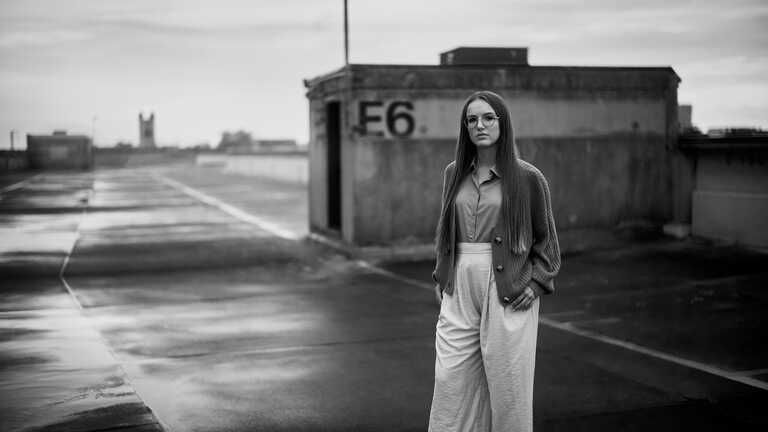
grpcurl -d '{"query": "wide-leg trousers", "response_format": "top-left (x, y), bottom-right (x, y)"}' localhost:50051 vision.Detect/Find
top-left (428, 242), bottom-right (540, 432)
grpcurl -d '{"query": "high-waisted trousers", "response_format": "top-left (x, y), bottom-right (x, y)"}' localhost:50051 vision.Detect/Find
top-left (428, 242), bottom-right (539, 432)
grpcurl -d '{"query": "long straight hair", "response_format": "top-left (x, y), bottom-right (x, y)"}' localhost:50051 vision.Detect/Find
top-left (435, 90), bottom-right (530, 254)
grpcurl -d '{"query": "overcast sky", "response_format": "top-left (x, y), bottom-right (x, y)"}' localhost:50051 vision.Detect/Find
top-left (0, 0), bottom-right (766, 148)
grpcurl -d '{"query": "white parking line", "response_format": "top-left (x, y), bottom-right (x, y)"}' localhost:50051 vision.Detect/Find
top-left (0, 173), bottom-right (41, 194)
top-left (353, 266), bottom-right (768, 391)
top-left (60, 205), bottom-right (89, 310)
top-left (152, 173), bottom-right (768, 393)
top-left (355, 260), bottom-right (435, 292)
top-left (154, 174), bottom-right (302, 241)
top-left (539, 317), bottom-right (768, 391)
top-left (733, 367), bottom-right (768, 377)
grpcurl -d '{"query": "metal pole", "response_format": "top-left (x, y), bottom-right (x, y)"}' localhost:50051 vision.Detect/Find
top-left (344, 0), bottom-right (349, 65)
top-left (91, 116), bottom-right (97, 146)
top-left (9, 129), bottom-right (14, 151)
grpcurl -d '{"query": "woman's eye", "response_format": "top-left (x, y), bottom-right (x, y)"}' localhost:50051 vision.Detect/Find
top-left (482, 114), bottom-right (496, 122)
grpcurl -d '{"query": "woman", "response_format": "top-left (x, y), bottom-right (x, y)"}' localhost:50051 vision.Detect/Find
top-left (429, 90), bottom-right (561, 432)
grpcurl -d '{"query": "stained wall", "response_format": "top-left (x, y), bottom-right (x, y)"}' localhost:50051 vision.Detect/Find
top-left (306, 64), bottom-right (679, 250)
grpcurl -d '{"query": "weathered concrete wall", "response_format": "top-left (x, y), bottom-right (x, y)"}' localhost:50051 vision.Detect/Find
top-left (196, 153), bottom-right (228, 166)
top-left (345, 93), bottom-right (673, 246)
top-left (350, 134), bottom-right (671, 246)
top-left (353, 138), bottom-right (453, 245)
top-left (195, 153), bottom-right (309, 184)
top-left (306, 64), bottom-right (679, 250)
top-left (692, 153), bottom-right (768, 248)
top-left (353, 96), bottom-right (667, 139)
top-left (94, 148), bottom-right (195, 168)
top-left (519, 135), bottom-right (672, 230)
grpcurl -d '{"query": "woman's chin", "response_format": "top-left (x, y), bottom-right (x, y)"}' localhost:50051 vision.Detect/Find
top-left (473, 139), bottom-right (497, 147)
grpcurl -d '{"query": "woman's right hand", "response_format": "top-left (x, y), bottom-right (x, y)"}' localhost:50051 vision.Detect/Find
top-left (434, 283), bottom-right (443, 305)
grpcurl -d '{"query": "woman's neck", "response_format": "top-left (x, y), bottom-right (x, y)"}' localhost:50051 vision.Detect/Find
top-left (476, 145), bottom-right (496, 168)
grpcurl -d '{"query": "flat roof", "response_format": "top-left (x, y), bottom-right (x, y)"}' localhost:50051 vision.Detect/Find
top-left (306, 63), bottom-right (679, 88)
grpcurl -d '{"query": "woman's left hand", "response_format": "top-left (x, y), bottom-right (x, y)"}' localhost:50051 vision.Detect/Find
top-left (510, 286), bottom-right (537, 311)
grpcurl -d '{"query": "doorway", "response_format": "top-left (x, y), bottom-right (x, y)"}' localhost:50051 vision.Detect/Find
top-left (326, 102), bottom-right (341, 231)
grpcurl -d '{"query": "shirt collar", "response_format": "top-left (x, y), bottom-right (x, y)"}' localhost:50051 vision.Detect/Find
top-left (470, 158), bottom-right (501, 179)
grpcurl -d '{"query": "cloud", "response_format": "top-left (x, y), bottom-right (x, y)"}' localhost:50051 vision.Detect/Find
top-left (86, 2), bottom-right (335, 37)
top-left (91, 17), bottom-right (332, 37)
top-left (0, 30), bottom-right (92, 48)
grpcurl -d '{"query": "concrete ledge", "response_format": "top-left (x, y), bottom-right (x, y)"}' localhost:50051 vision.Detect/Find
top-left (307, 233), bottom-right (434, 263)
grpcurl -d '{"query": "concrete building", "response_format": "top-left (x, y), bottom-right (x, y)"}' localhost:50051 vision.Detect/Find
top-left (678, 105), bottom-right (693, 131)
top-left (304, 47), bottom-right (680, 255)
top-left (26, 130), bottom-right (93, 170)
top-left (679, 130), bottom-right (768, 248)
top-left (139, 113), bottom-right (156, 149)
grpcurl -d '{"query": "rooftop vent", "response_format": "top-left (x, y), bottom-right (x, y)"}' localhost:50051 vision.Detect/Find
top-left (52, 130), bottom-right (68, 136)
top-left (440, 47), bottom-right (529, 66)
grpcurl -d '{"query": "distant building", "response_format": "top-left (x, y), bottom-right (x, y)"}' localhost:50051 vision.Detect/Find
top-left (192, 143), bottom-right (212, 151)
top-left (139, 113), bottom-right (156, 148)
top-left (678, 105), bottom-right (693, 131)
top-left (27, 130), bottom-right (93, 170)
top-left (218, 130), bottom-right (254, 153)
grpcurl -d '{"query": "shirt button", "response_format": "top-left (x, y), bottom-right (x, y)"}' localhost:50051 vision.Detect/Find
top-left (503, 296), bottom-right (511, 303)
top-left (494, 236), bottom-right (502, 244)
top-left (495, 265), bottom-right (504, 272)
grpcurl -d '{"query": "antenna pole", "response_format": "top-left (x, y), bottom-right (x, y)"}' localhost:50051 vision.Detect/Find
top-left (344, 0), bottom-right (349, 65)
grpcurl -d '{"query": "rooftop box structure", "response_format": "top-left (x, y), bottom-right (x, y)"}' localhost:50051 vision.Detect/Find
top-left (27, 131), bottom-right (93, 170)
top-left (304, 48), bottom-right (680, 255)
top-left (440, 47), bottom-right (528, 66)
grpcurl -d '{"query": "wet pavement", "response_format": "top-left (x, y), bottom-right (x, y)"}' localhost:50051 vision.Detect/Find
top-left (1, 164), bottom-right (767, 431)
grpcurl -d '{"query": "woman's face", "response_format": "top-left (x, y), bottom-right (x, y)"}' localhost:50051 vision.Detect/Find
top-left (465, 99), bottom-right (500, 148)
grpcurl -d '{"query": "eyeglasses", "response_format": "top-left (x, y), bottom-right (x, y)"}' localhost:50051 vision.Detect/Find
top-left (464, 113), bottom-right (499, 129)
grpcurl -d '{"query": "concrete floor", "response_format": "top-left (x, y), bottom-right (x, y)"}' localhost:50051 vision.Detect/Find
top-left (1, 165), bottom-right (767, 431)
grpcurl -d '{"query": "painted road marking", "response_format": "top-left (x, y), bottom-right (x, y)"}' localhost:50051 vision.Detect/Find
top-left (539, 317), bottom-right (768, 391)
top-left (733, 367), bottom-right (768, 377)
top-left (540, 310), bottom-right (586, 318)
top-left (55, 176), bottom-right (171, 432)
top-left (583, 273), bottom-right (768, 300)
top-left (354, 260), bottom-right (437, 292)
top-left (562, 316), bottom-right (622, 326)
top-left (155, 174), bottom-right (301, 241)
top-left (59, 197), bottom-right (91, 310)
top-left (0, 173), bottom-right (42, 194)
top-left (151, 173), bottom-right (768, 393)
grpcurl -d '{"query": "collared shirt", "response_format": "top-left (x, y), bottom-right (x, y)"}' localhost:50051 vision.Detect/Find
top-left (455, 161), bottom-right (502, 243)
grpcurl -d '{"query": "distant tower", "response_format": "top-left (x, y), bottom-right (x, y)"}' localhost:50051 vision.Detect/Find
top-left (139, 112), bottom-right (156, 148)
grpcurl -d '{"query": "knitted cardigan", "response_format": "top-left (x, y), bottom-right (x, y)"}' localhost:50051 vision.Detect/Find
top-left (432, 159), bottom-right (561, 305)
